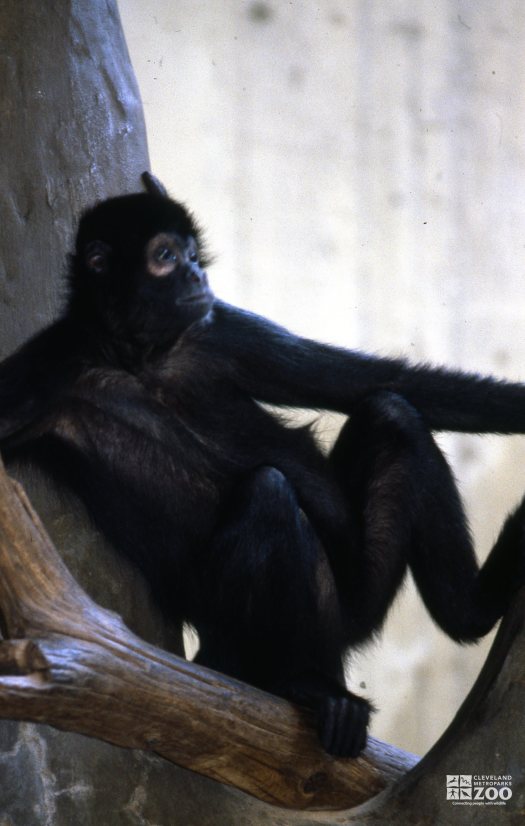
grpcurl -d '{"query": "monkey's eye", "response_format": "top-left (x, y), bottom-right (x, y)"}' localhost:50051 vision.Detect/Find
top-left (147, 233), bottom-right (182, 277)
top-left (189, 251), bottom-right (199, 264)
top-left (154, 245), bottom-right (177, 264)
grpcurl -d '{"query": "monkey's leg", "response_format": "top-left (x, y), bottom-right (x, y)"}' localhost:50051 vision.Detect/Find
top-left (331, 390), bottom-right (525, 643)
top-left (407, 431), bottom-right (525, 641)
top-left (194, 465), bottom-right (370, 757)
top-left (328, 390), bottom-right (429, 642)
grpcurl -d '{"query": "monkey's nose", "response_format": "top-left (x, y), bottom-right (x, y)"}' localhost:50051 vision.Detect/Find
top-left (187, 265), bottom-right (203, 284)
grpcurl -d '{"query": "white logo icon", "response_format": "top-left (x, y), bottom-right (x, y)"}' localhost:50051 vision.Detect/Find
top-left (446, 774), bottom-right (512, 804)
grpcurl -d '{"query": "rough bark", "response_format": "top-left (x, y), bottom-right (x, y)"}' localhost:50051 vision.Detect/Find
top-left (0, 0), bottom-right (149, 354)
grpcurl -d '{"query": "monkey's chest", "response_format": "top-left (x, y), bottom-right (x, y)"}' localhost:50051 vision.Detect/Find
top-left (53, 374), bottom-right (327, 553)
top-left (53, 387), bottom-right (236, 531)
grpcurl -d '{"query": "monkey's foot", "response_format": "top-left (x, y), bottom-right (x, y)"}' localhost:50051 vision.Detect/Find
top-left (317, 694), bottom-right (370, 758)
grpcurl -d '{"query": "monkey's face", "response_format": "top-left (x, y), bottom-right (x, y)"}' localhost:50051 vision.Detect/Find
top-left (71, 193), bottom-right (214, 347)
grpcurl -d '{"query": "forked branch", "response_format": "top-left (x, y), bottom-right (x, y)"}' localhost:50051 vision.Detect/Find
top-left (0, 457), bottom-right (416, 812)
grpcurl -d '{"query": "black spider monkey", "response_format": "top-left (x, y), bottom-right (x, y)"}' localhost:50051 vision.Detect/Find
top-left (1, 171), bottom-right (525, 758)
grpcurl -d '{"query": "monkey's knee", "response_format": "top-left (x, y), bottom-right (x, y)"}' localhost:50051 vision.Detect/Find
top-left (221, 466), bottom-right (299, 528)
top-left (354, 390), bottom-right (424, 434)
top-left (244, 465), bottom-right (295, 502)
top-left (333, 391), bottom-right (425, 465)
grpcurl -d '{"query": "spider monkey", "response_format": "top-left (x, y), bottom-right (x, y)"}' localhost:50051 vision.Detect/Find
top-left (1, 171), bottom-right (525, 757)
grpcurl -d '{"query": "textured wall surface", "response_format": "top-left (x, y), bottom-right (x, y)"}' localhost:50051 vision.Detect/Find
top-left (118, 0), bottom-right (525, 757)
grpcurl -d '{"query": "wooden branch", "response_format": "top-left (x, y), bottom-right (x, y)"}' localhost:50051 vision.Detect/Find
top-left (0, 457), bottom-right (417, 811)
top-left (340, 583), bottom-right (525, 824)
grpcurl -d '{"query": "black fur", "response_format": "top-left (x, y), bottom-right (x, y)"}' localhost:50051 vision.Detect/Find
top-left (2, 187), bottom-right (525, 757)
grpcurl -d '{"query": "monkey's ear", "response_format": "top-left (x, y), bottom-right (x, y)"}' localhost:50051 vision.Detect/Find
top-left (141, 171), bottom-right (168, 198)
top-left (85, 240), bottom-right (111, 274)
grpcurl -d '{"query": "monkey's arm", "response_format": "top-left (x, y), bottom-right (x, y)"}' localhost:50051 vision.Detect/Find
top-left (200, 301), bottom-right (525, 434)
top-left (0, 321), bottom-right (78, 445)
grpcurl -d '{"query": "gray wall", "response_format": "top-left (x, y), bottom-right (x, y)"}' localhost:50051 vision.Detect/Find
top-left (118, 0), bottom-right (525, 756)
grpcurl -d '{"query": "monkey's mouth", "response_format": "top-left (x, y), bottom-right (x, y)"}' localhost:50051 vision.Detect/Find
top-left (176, 291), bottom-right (211, 306)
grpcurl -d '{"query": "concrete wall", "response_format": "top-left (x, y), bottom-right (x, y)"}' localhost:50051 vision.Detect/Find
top-left (117, 0), bottom-right (525, 756)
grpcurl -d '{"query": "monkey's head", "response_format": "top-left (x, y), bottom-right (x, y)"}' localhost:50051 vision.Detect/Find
top-left (69, 192), bottom-right (214, 349)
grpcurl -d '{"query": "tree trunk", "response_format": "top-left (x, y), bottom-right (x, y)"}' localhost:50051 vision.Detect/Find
top-left (0, 2), bottom-right (187, 822)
